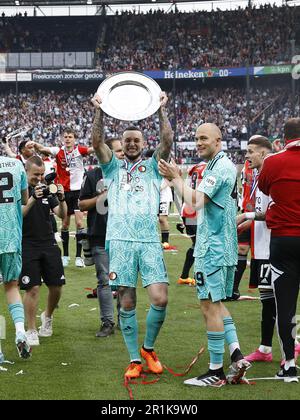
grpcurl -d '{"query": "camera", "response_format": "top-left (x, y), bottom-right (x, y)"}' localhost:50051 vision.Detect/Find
top-left (41, 172), bottom-right (58, 198)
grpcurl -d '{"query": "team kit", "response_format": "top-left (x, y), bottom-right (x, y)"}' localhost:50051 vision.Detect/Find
top-left (0, 89), bottom-right (300, 389)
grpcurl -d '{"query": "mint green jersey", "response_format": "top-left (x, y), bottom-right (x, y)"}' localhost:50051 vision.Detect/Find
top-left (100, 155), bottom-right (162, 243)
top-left (0, 157), bottom-right (27, 254)
top-left (194, 151), bottom-right (238, 267)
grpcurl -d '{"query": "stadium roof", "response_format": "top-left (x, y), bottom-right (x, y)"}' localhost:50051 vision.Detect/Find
top-left (0, 0), bottom-right (215, 5)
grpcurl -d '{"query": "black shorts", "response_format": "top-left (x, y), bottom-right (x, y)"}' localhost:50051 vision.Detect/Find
top-left (238, 228), bottom-right (251, 246)
top-left (65, 190), bottom-right (80, 216)
top-left (249, 259), bottom-right (272, 289)
top-left (19, 244), bottom-right (66, 290)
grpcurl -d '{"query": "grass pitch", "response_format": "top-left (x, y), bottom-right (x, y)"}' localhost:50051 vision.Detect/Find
top-left (0, 216), bottom-right (299, 400)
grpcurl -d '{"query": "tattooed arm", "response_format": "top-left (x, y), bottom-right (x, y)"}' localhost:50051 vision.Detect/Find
top-left (91, 93), bottom-right (112, 164)
top-left (155, 92), bottom-right (174, 162)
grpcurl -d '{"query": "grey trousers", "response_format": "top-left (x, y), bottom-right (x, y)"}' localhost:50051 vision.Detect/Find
top-left (91, 246), bottom-right (114, 325)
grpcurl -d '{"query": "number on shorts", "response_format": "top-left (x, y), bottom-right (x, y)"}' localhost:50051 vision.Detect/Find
top-left (0, 172), bottom-right (14, 204)
top-left (260, 264), bottom-right (271, 281)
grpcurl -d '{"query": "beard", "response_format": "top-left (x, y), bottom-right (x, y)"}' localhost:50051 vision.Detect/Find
top-left (124, 150), bottom-right (142, 162)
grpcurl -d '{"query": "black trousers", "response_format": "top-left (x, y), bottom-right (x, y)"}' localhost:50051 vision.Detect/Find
top-left (270, 236), bottom-right (300, 361)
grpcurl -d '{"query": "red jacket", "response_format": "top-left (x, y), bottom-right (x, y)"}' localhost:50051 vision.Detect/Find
top-left (258, 144), bottom-right (300, 237)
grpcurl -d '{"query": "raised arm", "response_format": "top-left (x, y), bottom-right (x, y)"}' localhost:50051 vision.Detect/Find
top-left (155, 92), bottom-right (174, 161)
top-left (33, 142), bottom-right (54, 156)
top-left (2, 138), bottom-right (17, 158)
top-left (91, 93), bottom-right (112, 164)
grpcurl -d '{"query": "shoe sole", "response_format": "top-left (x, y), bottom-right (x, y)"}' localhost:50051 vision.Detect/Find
top-left (184, 379), bottom-right (227, 388)
top-left (16, 341), bottom-right (32, 359)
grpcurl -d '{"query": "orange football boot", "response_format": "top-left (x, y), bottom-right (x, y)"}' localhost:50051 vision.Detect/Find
top-left (140, 348), bottom-right (163, 374)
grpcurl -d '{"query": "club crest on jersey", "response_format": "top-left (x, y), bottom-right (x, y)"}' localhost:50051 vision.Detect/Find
top-left (109, 272), bottom-right (117, 281)
top-left (138, 166), bottom-right (146, 173)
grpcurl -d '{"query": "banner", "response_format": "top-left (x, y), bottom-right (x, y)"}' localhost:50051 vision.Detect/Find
top-left (0, 65), bottom-right (293, 83)
top-left (32, 71), bottom-right (105, 82)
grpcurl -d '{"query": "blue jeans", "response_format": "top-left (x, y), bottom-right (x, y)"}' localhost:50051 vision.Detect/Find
top-left (92, 246), bottom-right (114, 325)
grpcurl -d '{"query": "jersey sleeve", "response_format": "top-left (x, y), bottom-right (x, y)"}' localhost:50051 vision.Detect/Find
top-left (49, 147), bottom-right (60, 157)
top-left (99, 154), bottom-right (119, 180)
top-left (258, 157), bottom-right (271, 196)
top-left (149, 155), bottom-right (163, 180)
top-left (197, 166), bottom-right (226, 208)
top-left (78, 146), bottom-right (89, 156)
top-left (48, 195), bottom-right (59, 210)
top-left (20, 163), bottom-right (28, 191)
top-left (79, 173), bottom-right (94, 200)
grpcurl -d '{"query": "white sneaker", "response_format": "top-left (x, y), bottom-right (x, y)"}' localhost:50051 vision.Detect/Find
top-left (38, 312), bottom-right (53, 337)
top-left (25, 330), bottom-right (40, 347)
top-left (62, 256), bottom-right (70, 267)
top-left (75, 257), bottom-right (85, 268)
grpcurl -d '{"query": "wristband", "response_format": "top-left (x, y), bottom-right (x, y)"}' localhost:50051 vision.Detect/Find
top-left (58, 196), bottom-right (66, 202)
top-left (244, 212), bottom-right (255, 220)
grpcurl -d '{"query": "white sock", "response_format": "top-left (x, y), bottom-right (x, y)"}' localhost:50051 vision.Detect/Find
top-left (285, 359), bottom-right (296, 370)
top-left (259, 345), bottom-right (272, 354)
top-left (15, 322), bottom-right (25, 335)
top-left (229, 342), bottom-right (240, 356)
top-left (210, 363), bottom-right (223, 371)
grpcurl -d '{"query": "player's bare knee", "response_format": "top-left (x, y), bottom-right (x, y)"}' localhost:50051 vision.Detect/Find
top-left (118, 287), bottom-right (136, 310)
top-left (27, 285), bottom-right (40, 298)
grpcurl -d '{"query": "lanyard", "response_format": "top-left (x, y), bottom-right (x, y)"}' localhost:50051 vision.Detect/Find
top-left (63, 146), bottom-right (76, 169)
top-left (123, 159), bottom-right (143, 182)
top-left (250, 170), bottom-right (259, 200)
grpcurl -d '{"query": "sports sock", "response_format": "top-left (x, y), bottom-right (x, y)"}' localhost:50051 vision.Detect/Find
top-left (161, 231), bottom-right (169, 244)
top-left (285, 360), bottom-right (296, 370)
top-left (224, 317), bottom-right (240, 356)
top-left (233, 254), bottom-right (247, 293)
top-left (207, 331), bottom-right (225, 370)
top-left (76, 229), bottom-right (84, 258)
top-left (8, 303), bottom-right (25, 335)
top-left (181, 247), bottom-right (195, 279)
top-left (260, 290), bottom-right (276, 348)
top-left (61, 230), bottom-right (69, 257)
top-left (144, 304), bottom-right (166, 350)
top-left (120, 309), bottom-right (140, 362)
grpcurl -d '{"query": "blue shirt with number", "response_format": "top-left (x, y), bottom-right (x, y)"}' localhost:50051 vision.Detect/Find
top-left (194, 151), bottom-right (238, 267)
top-left (0, 157), bottom-right (27, 254)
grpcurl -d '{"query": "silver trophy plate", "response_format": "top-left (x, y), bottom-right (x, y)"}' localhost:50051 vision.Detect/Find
top-left (97, 72), bottom-right (162, 121)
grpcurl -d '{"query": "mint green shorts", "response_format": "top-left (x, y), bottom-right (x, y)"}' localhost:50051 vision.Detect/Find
top-left (194, 257), bottom-right (235, 302)
top-left (107, 240), bottom-right (168, 288)
top-left (0, 252), bottom-right (22, 283)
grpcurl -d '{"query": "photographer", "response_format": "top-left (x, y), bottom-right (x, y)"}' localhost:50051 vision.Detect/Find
top-left (20, 156), bottom-right (67, 347)
top-left (79, 167), bottom-right (115, 337)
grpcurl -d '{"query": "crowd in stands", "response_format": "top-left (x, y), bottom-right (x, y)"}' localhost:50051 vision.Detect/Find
top-left (0, 15), bottom-right (100, 53)
top-left (1, 84), bottom-right (295, 164)
top-left (100, 5), bottom-right (297, 70)
top-left (0, 5), bottom-right (298, 69)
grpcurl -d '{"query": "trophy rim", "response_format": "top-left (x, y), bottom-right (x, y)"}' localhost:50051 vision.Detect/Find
top-left (97, 71), bottom-right (162, 121)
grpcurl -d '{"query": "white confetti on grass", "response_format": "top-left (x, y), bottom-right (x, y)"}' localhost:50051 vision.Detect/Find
top-left (16, 370), bottom-right (24, 375)
top-left (68, 304), bottom-right (80, 309)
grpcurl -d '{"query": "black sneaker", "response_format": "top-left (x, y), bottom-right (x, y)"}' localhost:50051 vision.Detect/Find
top-left (276, 366), bottom-right (299, 383)
top-left (184, 369), bottom-right (227, 387)
top-left (176, 223), bottom-right (185, 235)
top-left (96, 323), bottom-right (115, 338)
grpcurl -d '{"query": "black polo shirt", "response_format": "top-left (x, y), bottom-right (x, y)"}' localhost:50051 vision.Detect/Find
top-left (22, 186), bottom-right (59, 248)
top-left (79, 167), bottom-right (108, 247)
